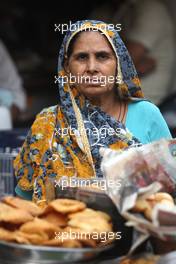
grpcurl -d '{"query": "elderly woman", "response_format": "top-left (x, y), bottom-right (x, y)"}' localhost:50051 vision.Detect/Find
top-left (14, 20), bottom-right (171, 206)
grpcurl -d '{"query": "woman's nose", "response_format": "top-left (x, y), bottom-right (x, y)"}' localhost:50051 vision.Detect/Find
top-left (86, 57), bottom-right (98, 73)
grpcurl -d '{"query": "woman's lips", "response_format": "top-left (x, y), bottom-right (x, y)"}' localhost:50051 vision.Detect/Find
top-left (81, 77), bottom-right (105, 86)
top-left (85, 82), bottom-right (102, 86)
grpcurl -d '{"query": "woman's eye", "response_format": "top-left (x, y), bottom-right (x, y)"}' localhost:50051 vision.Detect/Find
top-left (77, 54), bottom-right (87, 60)
top-left (97, 53), bottom-right (109, 60)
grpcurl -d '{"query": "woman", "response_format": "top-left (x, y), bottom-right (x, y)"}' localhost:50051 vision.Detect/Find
top-left (14, 20), bottom-right (171, 206)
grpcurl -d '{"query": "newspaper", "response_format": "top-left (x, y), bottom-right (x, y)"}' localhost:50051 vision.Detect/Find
top-left (100, 139), bottom-right (176, 252)
top-left (54, 177), bottom-right (118, 216)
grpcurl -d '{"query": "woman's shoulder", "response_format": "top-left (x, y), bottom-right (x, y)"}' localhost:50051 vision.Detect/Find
top-left (128, 100), bottom-right (160, 115)
top-left (127, 100), bottom-right (172, 143)
top-left (30, 105), bottom-right (59, 133)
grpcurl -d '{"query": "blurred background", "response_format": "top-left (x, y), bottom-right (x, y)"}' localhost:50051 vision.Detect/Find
top-left (0, 0), bottom-right (175, 139)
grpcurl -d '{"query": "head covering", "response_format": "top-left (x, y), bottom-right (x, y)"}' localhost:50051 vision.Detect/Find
top-left (14, 20), bottom-right (144, 206)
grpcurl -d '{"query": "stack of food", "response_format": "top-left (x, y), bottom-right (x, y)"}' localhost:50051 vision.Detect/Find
top-left (131, 192), bottom-right (175, 220)
top-left (0, 196), bottom-right (114, 248)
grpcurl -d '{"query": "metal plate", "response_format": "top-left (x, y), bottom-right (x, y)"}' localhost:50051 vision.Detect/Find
top-left (0, 240), bottom-right (113, 264)
top-left (0, 188), bottom-right (131, 263)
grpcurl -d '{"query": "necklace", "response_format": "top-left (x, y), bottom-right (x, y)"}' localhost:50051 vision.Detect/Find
top-left (117, 100), bottom-right (122, 121)
top-left (121, 101), bottom-right (127, 124)
top-left (117, 101), bottom-right (127, 124)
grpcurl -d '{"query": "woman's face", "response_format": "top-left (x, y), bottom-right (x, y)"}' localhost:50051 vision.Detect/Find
top-left (65, 31), bottom-right (117, 98)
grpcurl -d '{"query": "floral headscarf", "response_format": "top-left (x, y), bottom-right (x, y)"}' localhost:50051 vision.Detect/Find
top-left (14, 20), bottom-right (144, 206)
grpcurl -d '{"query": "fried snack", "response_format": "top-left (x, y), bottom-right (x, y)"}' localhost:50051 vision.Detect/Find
top-left (0, 227), bottom-right (48, 245)
top-left (147, 192), bottom-right (174, 206)
top-left (60, 226), bottom-right (111, 248)
top-left (62, 226), bottom-right (113, 248)
top-left (20, 218), bottom-right (61, 239)
top-left (132, 192), bottom-right (174, 220)
top-left (0, 202), bottom-right (33, 224)
top-left (40, 211), bottom-right (68, 227)
top-left (68, 208), bottom-right (94, 219)
top-left (132, 199), bottom-right (153, 220)
top-left (15, 231), bottom-right (48, 245)
top-left (0, 228), bottom-right (29, 244)
top-left (97, 211), bottom-right (111, 222)
top-left (68, 217), bottom-right (112, 233)
top-left (42, 239), bottom-right (63, 247)
top-left (77, 237), bottom-right (97, 248)
top-left (43, 236), bottom-right (82, 248)
top-left (61, 226), bottom-right (91, 239)
top-left (0, 227), bottom-right (17, 242)
top-left (62, 226), bottom-right (98, 246)
top-left (63, 226), bottom-right (86, 233)
top-left (3, 196), bottom-right (43, 217)
top-left (12, 234), bottom-right (30, 244)
top-left (0, 196), bottom-right (113, 249)
top-left (68, 208), bottom-right (111, 222)
top-left (132, 199), bottom-right (151, 213)
top-left (62, 239), bottom-right (82, 248)
top-left (47, 199), bottom-right (86, 214)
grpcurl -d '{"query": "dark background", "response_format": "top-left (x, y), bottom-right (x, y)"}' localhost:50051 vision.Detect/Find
top-left (0, 0), bottom-right (176, 136)
top-left (0, 0), bottom-right (124, 127)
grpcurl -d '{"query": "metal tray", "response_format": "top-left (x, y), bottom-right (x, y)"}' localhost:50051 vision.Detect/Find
top-left (0, 240), bottom-right (113, 264)
top-left (0, 187), bottom-right (132, 263)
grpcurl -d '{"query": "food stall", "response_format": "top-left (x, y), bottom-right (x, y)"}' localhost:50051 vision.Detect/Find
top-left (1, 139), bottom-right (176, 263)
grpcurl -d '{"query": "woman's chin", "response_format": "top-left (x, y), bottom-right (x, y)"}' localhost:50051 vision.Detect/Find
top-left (80, 86), bottom-right (109, 97)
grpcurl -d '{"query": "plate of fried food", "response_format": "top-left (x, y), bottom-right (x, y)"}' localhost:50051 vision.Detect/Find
top-left (0, 196), bottom-right (118, 263)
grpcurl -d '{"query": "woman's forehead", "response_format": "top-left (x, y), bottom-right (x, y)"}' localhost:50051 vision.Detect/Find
top-left (69, 31), bottom-right (114, 53)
